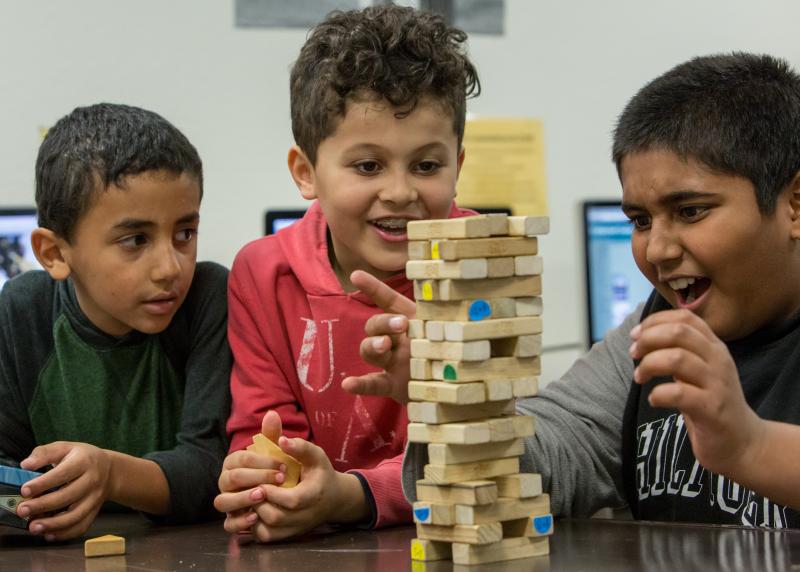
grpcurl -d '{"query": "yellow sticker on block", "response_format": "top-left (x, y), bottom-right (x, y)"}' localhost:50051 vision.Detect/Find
top-left (421, 282), bottom-right (433, 300)
top-left (411, 540), bottom-right (426, 560)
top-left (431, 240), bottom-right (440, 260)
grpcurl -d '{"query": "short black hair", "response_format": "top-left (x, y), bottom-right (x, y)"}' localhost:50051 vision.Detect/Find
top-left (290, 4), bottom-right (480, 164)
top-left (613, 53), bottom-right (800, 214)
top-left (35, 103), bottom-right (203, 241)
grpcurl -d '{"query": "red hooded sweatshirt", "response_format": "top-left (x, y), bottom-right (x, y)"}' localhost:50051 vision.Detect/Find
top-left (227, 200), bottom-right (473, 527)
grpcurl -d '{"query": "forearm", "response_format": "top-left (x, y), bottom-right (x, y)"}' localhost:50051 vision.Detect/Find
top-left (329, 472), bottom-right (370, 524)
top-left (107, 450), bottom-right (170, 515)
top-left (732, 419), bottom-right (800, 510)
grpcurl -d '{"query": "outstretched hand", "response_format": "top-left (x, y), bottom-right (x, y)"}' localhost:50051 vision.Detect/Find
top-left (341, 270), bottom-right (416, 404)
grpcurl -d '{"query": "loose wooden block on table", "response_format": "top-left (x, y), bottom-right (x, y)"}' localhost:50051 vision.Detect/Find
top-left (492, 473), bottom-right (543, 498)
top-left (503, 514), bottom-right (554, 537)
top-left (424, 456), bottom-right (520, 484)
top-left (410, 339), bottom-right (490, 361)
top-left (416, 479), bottom-right (498, 506)
top-left (247, 433), bottom-right (302, 488)
top-left (429, 236), bottom-right (538, 261)
top-left (444, 316), bottom-right (542, 342)
top-left (416, 297), bottom-right (517, 321)
top-left (507, 216), bottom-right (550, 237)
top-left (412, 501), bottom-right (455, 525)
top-left (451, 536), bottom-right (550, 565)
top-left (410, 538), bottom-right (452, 561)
top-left (84, 535), bottom-right (125, 557)
top-left (455, 494), bottom-right (551, 525)
top-left (407, 216), bottom-right (491, 240)
top-left (415, 276), bottom-right (541, 302)
top-left (428, 437), bottom-right (524, 465)
top-left (406, 258), bottom-right (488, 280)
top-left (490, 334), bottom-right (543, 358)
top-left (416, 522), bottom-right (502, 545)
top-left (433, 356), bottom-right (541, 382)
top-left (407, 399), bottom-right (514, 425)
top-left (514, 255), bottom-right (544, 276)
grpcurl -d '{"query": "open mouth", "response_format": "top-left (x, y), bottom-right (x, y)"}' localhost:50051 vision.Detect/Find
top-left (369, 218), bottom-right (410, 236)
top-left (667, 276), bottom-right (711, 305)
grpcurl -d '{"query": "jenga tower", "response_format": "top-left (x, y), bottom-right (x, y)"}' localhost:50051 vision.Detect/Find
top-left (405, 213), bottom-right (552, 566)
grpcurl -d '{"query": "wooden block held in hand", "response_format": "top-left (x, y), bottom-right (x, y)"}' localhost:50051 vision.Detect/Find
top-left (84, 535), bottom-right (125, 558)
top-left (248, 433), bottom-right (302, 488)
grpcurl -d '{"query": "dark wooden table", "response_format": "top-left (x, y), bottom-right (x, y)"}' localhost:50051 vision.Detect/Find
top-left (2, 515), bottom-right (800, 571)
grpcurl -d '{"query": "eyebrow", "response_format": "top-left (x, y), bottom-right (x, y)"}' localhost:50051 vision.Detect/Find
top-left (111, 211), bottom-right (200, 231)
top-left (343, 141), bottom-right (451, 155)
top-left (621, 190), bottom-right (717, 212)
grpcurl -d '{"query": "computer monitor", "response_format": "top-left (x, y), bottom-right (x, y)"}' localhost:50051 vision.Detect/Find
top-left (582, 200), bottom-right (653, 347)
top-left (264, 209), bottom-right (307, 235)
top-left (0, 208), bottom-right (43, 288)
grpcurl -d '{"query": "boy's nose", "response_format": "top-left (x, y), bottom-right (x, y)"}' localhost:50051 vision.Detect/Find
top-left (151, 244), bottom-right (182, 283)
top-left (379, 174), bottom-right (418, 205)
top-left (645, 222), bottom-right (682, 265)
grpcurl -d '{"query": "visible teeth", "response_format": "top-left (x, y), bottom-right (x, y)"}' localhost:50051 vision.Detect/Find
top-left (668, 277), bottom-right (696, 291)
top-left (373, 218), bottom-right (408, 229)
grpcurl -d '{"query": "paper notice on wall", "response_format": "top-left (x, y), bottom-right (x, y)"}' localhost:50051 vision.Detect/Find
top-left (456, 118), bottom-right (548, 215)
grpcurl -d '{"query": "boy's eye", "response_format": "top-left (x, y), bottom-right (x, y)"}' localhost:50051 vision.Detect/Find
top-left (118, 235), bottom-right (147, 249)
top-left (415, 161), bottom-right (441, 174)
top-left (175, 228), bottom-right (197, 243)
top-left (627, 215), bottom-right (651, 230)
top-left (679, 205), bottom-right (708, 220)
top-left (354, 161), bottom-right (381, 175)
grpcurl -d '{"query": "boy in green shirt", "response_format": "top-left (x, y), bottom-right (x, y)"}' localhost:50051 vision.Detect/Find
top-left (0, 103), bottom-right (231, 540)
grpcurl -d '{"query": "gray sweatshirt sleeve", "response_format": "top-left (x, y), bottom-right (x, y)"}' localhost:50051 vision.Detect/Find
top-left (402, 305), bottom-right (641, 517)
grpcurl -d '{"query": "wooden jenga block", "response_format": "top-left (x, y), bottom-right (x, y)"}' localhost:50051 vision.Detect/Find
top-left (488, 415), bottom-right (535, 441)
top-left (408, 420), bottom-right (491, 444)
top-left (424, 457), bottom-right (519, 484)
top-left (433, 357), bottom-right (541, 382)
top-left (492, 473), bottom-right (543, 499)
top-left (512, 376), bottom-right (539, 397)
top-left (484, 378), bottom-right (513, 401)
top-left (416, 479), bottom-right (498, 506)
top-left (455, 495), bottom-right (551, 525)
top-left (515, 296), bottom-right (543, 316)
top-left (410, 358), bottom-right (433, 380)
top-left (416, 298), bottom-right (516, 321)
top-left (444, 316), bottom-right (542, 342)
top-left (485, 213), bottom-right (509, 235)
top-left (490, 334), bottom-right (542, 358)
top-left (451, 536), bottom-right (550, 565)
top-left (410, 339), bottom-right (490, 361)
top-left (408, 381), bottom-right (487, 405)
top-left (430, 236), bottom-right (538, 261)
top-left (407, 216), bottom-right (491, 240)
top-left (415, 276), bottom-right (541, 301)
top-left (434, 357), bottom-right (542, 381)
top-left (406, 259), bottom-right (488, 280)
top-left (486, 257), bottom-right (515, 278)
top-left (424, 321), bottom-right (445, 341)
top-left (247, 433), bottom-right (302, 488)
top-left (514, 255), bottom-right (543, 276)
top-left (416, 522), bottom-right (502, 545)
top-left (408, 319), bottom-right (426, 339)
top-left (503, 514), bottom-right (554, 538)
top-left (411, 538), bottom-right (452, 561)
top-left (412, 501), bottom-right (455, 525)
top-left (408, 240), bottom-right (431, 260)
top-left (408, 399), bottom-right (514, 425)
top-left (84, 535), bottom-right (125, 557)
top-left (508, 216), bottom-right (549, 236)
top-left (428, 438), bottom-right (524, 465)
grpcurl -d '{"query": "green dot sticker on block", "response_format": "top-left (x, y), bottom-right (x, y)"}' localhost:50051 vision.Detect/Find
top-left (468, 299), bottom-right (491, 321)
top-left (443, 364), bottom-right (458, 380)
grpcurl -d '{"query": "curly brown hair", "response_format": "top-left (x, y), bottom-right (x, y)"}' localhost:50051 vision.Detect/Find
top-left (290, 4), bottom-right (480, 164)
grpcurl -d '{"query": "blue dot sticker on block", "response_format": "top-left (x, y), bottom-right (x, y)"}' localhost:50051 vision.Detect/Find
top-left (468, 300), bottom-right (491, 321)
top-left (414, 506), bottom-right (432, 523)
top-left (533, 514), bottom-right (553, 535)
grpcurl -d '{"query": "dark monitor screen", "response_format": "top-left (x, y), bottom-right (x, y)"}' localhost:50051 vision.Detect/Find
top-left (0, 208), bottom-right (43, 288)
top-left (582, 200), bottom-right (653, 347)
top-left (264, 209), bottom-right (307, 235)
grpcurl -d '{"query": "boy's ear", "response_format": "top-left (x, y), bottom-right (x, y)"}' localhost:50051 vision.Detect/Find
top-left (31, 228), bottom-right (71, 281)
top-left (287, 145), bottom-right (317, 200)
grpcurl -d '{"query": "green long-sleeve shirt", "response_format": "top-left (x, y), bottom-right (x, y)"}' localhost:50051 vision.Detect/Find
top-left (0, 262), bottom-right (231, 523)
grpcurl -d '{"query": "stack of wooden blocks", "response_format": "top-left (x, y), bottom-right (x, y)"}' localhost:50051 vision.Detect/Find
top-left (405, 213), bottom-right (552, 566)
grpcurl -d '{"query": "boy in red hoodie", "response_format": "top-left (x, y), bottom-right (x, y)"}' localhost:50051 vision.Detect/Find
top-left (213, 4), bottom-right (480, 541)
